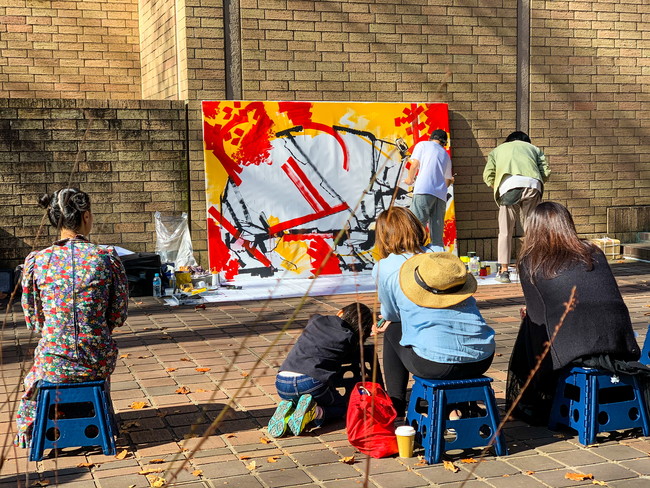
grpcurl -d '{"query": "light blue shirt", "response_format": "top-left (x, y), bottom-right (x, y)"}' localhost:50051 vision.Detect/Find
top-left (372, 247), bottom-right (495, 364)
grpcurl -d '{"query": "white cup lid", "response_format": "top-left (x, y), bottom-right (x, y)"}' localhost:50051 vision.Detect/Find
top-left (395, 425), bottom-right (416, 436)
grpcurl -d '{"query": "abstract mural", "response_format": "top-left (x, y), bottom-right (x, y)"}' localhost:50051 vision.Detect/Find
top-left (202, 101), bottom-right (456, 281)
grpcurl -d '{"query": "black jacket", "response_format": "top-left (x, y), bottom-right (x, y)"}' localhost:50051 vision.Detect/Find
top-left (520, 249), bottom-right (639, 370)
top-left (280, 314), bottom-right (359, 384)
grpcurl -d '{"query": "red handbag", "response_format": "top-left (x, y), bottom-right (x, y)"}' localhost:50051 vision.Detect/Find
top-left (346, 382), bottom-right (399, 458)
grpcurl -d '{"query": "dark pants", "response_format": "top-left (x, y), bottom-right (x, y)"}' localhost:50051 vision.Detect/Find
top-left (383, 321), bottom-right (494, 416)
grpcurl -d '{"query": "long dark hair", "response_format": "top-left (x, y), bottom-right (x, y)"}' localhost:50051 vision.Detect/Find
top-left (39, 188), bottom-right (91, 231)
top-left (517, 202), bottom-right (597, 281)
top-left (374, 207), bottom-right (427, 259)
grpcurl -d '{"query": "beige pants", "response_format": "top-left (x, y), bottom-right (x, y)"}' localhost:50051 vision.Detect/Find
top-left (498, 188), bottom-right (542, 267)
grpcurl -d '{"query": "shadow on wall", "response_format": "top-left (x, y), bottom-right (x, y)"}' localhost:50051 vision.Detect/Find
top-left (0, 227), bottom-right (32, 270)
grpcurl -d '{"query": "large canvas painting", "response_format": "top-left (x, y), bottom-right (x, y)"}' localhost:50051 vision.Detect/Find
top-left (202, 101), bottom-right (456, 281)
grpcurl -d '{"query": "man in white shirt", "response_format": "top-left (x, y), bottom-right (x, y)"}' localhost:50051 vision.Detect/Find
top-left (404, 129), bottom-right (454, 248)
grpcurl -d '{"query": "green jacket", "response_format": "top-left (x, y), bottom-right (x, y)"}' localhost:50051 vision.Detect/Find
top-left (483, 140), bottom-right (551, 203)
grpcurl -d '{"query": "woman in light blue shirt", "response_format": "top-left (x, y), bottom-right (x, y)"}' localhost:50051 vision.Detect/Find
top-left (372, 207), bottom-right (495, 416)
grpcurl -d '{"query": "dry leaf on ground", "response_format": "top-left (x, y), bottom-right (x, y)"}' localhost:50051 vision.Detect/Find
top-left (148, 459), bottom-right (165, 464)
top-left (260, 437), bottom-right (272, 444)
top-left (414, 455), bottom-right (428, 466)
top-left (460, 458), bottom-right (477, 464)
top-left (138, 468), bottom-right (163, 475)
top-left (241, 372), bottom-right (249, 377)
top-left (76, 462), bottom-right (95, 468)
top-left (525, 471), bottom-right (535, 475)
top-left (195, 367), bottom-right (211, 372)
top-left (175, 386), bottom-right (191, 394)
top-left (195, 388), bottom-right (209, 393)
top-left (246, 461), bottom-right (257, 471)
top-left (565, 473), bottom-right (594, 481)
top-left (119, 354), bottom-right (129, 359)
top-left (146, 475), bottom-right (166, 487)
top-left (339, 456), bottom-right (355, 465)
top-left (443, 460), bottom-right (460, 473)
top-left (192, 470), bottom-right (203, 477)
top-left (268, 456), bottom-right (281, 463)
top-left (592, 481), bottom-right (607, 486)
top-left (226, 433), bottom-right (236, 438)
top-left (137, 355), bottom-right (151, 359)
top-left (31, 480), bottom-right (50, 487)
top-left (121, 421), bottom-right (140, 430)
top-left (115, 450), bottom-right (129, 460)
top-left (180, 358), bottom-right (190, 361)
top-left (129, 401), bottom-right (148, 409)
top-left (239, 455), bottom-right (251, 460)
top-left (165, 368), bottom-right (176, 372)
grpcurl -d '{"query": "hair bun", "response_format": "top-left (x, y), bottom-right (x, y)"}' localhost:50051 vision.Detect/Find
top-left (38, 193), bottom-right (53, 209)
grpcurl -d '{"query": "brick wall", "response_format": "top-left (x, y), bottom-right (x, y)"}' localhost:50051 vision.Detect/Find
top-left (0, 98), bottom-right (187, 268)
top-left (529, 0), bottom-right (650, 238)
top-left (139, 0), bottom-right (178, 100)
top-left (0, 0), bottom-right (141, 99)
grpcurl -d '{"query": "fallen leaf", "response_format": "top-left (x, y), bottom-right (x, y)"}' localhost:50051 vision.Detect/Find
top-left (129, 485), bottom-right (136, 488)
top-left (339, 455), bottom-right (355, 464)
top-left (239, 455), bottom-right (251, 460)
top-left (139, 468), bottom-right (164, 475)
top-left (525, 470), bottom-right (535, 475)
top-left (226, 433), bottom-right (236, 438)
top-left (192, 469), bottom-right (203, 477)
top-left (195, 388), bottom-right (208, 393)
top-left (592, 481), bottom-right (607, 486)
top-left (495, 353), bottom-right (503, 357)
top-left (165, 368), bottom-right (176, 372)
top-left (268, 456), bottom-right (281, 463)
top-left (121, 421), bottom-right (141, 430)
top-left (259, 437), bottom-right (271, 444)
top-left (146, 475), bottom-right (166, 487)
top-left (148, 459), bottom-right (165, 464)
top-left (443, 460), bottom-right (459, 473)
top-left (414, 457), bottom-right (428, 466)
top-left (138, 355), bottom-right (151, 359)
top-left (119, 354), bottom-right (130, 358)
top-left (129, 401), bottom-right (148, 409)
top-left (195, 304), bottom-right (206, 310)
top-left (156, 411), bottom-right (167, 418)
top-left (241, 372), bottom-right (249, 377)
top-left (184, 433), bottom-right (198, 439)
top-left (195, 367), bottom-right (211, 372)
top-left (175, 386), bottom-right (191, 394)
top-left (460, 458), bottom-right (477, 464)
top-left (76, 462), bottom-right (95, 468)
top-left (31, 480), bottom-right (50, 487)
top-left (180, 357), bottom-right (191, 361)
top-left (565, 473), bottom-right (594, 481)
top-left (246, 460), bottom-right (257, 471)
top-left (115, 450), bottom-right (129, 460)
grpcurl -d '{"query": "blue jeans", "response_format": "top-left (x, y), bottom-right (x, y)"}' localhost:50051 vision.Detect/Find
top-left (275, 374), bottom-right (347, 420)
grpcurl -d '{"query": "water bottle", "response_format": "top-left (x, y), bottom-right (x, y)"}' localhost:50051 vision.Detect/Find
top-left (152, 273), bottom-right (162, 298)
top-left (469, 255), bottom-right (481, 276)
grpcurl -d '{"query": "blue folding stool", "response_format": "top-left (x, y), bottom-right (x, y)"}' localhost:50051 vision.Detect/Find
top-left (548, 367), bottom-right (650, 446)
top-left (405, 376), bottom-right (507, 464)
top-left (29, 380), bottom-right (117, 461)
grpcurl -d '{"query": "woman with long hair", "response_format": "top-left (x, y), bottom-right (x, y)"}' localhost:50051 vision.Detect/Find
top-left (372, 207), bottom-right (495, 416)
top-left (506, 201), bottom-right (640, 424)
top-left (15, 188), bottom-right (129, 448)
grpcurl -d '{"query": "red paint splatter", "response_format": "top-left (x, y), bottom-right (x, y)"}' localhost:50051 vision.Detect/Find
top-left (443, 217), bottom-right (457, 249)
top-left (207, 216), bottom-right (239, 280)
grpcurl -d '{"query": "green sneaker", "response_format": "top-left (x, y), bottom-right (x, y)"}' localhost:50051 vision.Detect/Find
top-left (288, 394), bottom-right (318, 436)
top-left (267, 400), bottom-right (294, 438)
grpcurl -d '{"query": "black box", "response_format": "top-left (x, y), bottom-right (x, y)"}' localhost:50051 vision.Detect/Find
top-left (121, 252), bottom-right (162, 297)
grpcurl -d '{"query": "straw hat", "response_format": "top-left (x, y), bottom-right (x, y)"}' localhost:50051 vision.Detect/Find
top-left (399, 252), bottom-right (477, 309)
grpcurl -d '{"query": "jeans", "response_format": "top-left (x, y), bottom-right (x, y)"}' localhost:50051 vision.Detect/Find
top-left (275, 374), bottom-right (347, 420)
top-left (411, 194), bottom-right (446, 248)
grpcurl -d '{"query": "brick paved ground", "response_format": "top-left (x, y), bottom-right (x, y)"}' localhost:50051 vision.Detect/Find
top-left (1, 260), bottom-right (650, 488)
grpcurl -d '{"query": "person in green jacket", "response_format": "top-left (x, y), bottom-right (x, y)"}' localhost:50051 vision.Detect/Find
top-left (483, 131), bottom-right (551, 283)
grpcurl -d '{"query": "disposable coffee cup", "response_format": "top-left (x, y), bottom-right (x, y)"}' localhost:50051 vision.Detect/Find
top-left (395, 425), bottom-right (416, 458)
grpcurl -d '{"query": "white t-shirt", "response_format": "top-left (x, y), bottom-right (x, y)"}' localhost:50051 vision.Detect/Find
top-left (411, 141), bottom-right (452, 201)
top-left (498, 175), bottom-right (542, 197)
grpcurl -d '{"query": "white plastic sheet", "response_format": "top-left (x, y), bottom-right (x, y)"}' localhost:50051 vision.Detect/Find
top-left (154, 212), bottom-right (197, 268)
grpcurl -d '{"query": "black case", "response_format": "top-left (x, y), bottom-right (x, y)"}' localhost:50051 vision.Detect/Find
top-left (121, 252), bottom-right (162, 297)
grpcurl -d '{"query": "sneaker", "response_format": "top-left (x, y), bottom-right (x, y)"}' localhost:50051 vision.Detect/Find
top-left (495, 270), bottom-right (511, 284)
top-left (288, 394), bottom-right (318, 436)
top-left (267, 400), bottom-right (295, 438)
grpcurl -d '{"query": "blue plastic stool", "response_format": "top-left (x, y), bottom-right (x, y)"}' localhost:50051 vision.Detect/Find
top-left (405, 376), bottom-right (507, 464)
top-left (548, 367), bottom-right (650, 446)
top-left (29, 380), bottom-right (117, 461)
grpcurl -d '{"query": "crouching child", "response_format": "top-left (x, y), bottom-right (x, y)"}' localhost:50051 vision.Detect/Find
top-left (268, 302), bottom-right (374, 437)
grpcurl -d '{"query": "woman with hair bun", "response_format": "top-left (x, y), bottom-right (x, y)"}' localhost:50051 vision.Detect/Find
top-left (14, 188), bottom-right (129, 448)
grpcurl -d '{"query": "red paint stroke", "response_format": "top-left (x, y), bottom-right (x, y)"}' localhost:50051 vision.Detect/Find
top-left (281, 157), bottom-right (329, 212)
top-left (267, 203), bottom-right (349, 235)
top-left (443, 217), bottom-right (457, 249)
top-left (282, 233), bottom-right (334, 241)
top-left (203, 101), bottom-right (275, 186)
top-left (207, 216), bottom-right (239, 279)
top-left (278, 101), bottom-right (350, 171)
top-left (307, 235), bottom-right (342, 276)
top-left (207, 206), bottom-right (273, 269)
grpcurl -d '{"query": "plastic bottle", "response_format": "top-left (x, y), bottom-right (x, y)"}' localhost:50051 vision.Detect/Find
top-left (469, 255), bottom-right (481, 276)
top-left (153, 273), bottom-right (162, 298)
